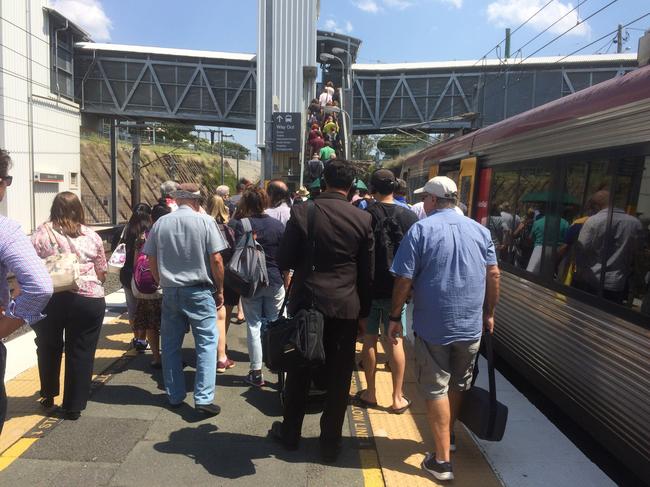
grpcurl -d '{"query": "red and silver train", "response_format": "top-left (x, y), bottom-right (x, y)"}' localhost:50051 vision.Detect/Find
top-left (401, 65), bottom-right (650, 481)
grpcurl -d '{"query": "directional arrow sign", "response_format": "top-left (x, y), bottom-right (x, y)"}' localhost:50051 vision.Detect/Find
top-left (273, 112), bottom-right (301, 153)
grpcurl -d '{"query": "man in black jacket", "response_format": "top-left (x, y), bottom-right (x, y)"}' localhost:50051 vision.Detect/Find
top-left (271, 160), bottom-right (374, 462)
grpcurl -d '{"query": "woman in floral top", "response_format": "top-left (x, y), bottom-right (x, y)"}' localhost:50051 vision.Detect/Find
top-left (31, 192), bottom-right (107, 420)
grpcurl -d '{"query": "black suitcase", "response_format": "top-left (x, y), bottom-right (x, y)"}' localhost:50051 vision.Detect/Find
top-left (459, 332), bottom-right (508, 441)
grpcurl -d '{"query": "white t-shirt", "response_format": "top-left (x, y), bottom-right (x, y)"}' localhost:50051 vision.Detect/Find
top-left (411, 201), bottom-right (427, 220)
top-left (319, 92), bottom-right (332, 107)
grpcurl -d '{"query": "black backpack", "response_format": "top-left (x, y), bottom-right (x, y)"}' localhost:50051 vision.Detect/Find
top-left (308, 159), bottom-right (323, 180)
top-left (367, 203), bottom-right (405, 298)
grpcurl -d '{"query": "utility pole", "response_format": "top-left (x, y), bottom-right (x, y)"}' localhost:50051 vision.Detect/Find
top-left (131, 131), bottom-right (141, 209)
top-left (236, 150), bottom-right (240, 182)
top-left (505, 28), bottom-right (511, 59)
top-left (110, 119), bottom-right (118, 225)
top-left (616, 24), bottom-right (623, 53)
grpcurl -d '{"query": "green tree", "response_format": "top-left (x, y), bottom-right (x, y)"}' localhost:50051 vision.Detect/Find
top-left (215, 140), bottom-right (250, 158)
top-left (351, 135), bottom-right (377, 160)
top-left (159, 123), bottom-right (195, 142)
top-left (376, 134), bottom-right (420, 159)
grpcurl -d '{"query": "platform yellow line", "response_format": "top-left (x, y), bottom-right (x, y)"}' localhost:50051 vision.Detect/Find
top-left (360, 448), bottom-right (385, 487)
top-left (0, 438), bottom-right (38, 471)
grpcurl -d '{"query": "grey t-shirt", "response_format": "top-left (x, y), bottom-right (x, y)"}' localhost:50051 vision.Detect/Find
top-left (143, 205), bottom-right (228, 288)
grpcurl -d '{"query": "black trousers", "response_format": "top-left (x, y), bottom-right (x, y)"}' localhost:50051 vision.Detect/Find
top-left (281, 317), bottom-right (357, 445)
top-left (33, 292), bottom-right (105, 412)
top-left (0, 342), bottom-right (6, 434)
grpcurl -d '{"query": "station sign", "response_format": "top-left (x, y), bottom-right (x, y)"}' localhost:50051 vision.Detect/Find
top-left (273, 112), bottom-right (301, 153)
top-left (34, 172), bottom-right (64, 183)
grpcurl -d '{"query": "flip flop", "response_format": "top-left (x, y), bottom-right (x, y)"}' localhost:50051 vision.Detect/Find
top-left (353, 390), bottom-right (378, 408)
top-left (390, 396), bottom-right (412, 415)
top-left (231, 317), bottom-right (246, 324)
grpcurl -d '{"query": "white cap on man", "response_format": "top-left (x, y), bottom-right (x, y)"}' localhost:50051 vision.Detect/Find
top-left (413, 176), bottom-right (458, 199)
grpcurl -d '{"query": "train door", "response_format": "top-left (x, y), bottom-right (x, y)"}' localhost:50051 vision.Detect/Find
top-left (457, 157), bottom-right (478, 218)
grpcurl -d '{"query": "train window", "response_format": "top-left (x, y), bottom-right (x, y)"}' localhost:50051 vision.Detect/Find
top-left (556, 160), bottom-right (610, 288)
top-left (516, 167), bottom-right (552, 275)
top-left (568, 157), bottom-right (648, 310)
top-left (484, 170), bottom-right (519, 263)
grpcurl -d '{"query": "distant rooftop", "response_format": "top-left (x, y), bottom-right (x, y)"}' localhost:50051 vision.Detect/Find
top-left (75, 42), bottom-right (256, 62)
top-left (352, 53), bottom-right (638, 71)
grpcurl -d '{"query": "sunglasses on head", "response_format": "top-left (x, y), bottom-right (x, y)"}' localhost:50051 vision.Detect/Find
top-left (1, 176), bottom-right (13, 187)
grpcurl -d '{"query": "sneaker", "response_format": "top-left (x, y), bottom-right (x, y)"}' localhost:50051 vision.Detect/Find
top-left (450, 432), bottom-right (456, 452)
top-left (133, 339), bottom-right (149, 352)
top-left (421, 452), bottom-right (454, 481)
top-left (217, 358), bottom-right (235, 373)
top-left (245, 370), bottom-right (265, 387)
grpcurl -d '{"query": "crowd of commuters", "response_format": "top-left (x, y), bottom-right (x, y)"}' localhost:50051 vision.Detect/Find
top-left (307, 81), bottom-right (344, 182)
top-left (0, 146), bottom-right (500, 481)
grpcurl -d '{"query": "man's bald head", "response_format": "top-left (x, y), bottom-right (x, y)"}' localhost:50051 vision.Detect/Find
top-left (589, 190), bottom-right (610, 212)
top-left (267, 179), bottom-right (289, 207)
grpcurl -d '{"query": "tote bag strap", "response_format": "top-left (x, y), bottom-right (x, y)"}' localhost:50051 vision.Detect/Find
top-left (46, 223), bottom-right (81, 260)
top-left (484, 331), bottom-right (499, 436)
top-left (277, 202), bottom-right (318, 316)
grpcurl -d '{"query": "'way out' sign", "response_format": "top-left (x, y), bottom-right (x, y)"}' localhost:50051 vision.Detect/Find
top-left (273, 112), bottom-right (301, 152)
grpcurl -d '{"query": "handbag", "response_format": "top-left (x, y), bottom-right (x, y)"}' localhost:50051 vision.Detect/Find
top-left (262, 202), bottom-right (325, 372)
top-left (43, 223), bottom-right (81, 293)
top-left (458, 331), bottom-right (508, 441)
top-left (108, 226), bottom-right (127, 274)
top-left (224, 218), bottom-right (269, 298)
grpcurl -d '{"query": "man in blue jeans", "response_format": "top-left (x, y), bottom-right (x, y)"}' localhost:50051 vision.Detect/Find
top-left (145, 183), bottom-right (228, 415)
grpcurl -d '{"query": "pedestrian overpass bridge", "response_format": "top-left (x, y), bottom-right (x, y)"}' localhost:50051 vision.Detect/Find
top-left (74, 34), bottom-right (638, 133)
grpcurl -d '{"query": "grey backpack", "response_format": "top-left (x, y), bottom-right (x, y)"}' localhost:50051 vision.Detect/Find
top-left (224, 218), bottom-right (269, 297)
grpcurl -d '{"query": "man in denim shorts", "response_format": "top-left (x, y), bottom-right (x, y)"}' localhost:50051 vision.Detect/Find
top-left (388, 176), bottom-right (500, 481)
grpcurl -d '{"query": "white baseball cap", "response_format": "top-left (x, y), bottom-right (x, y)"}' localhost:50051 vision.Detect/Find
top-left (413, 176), bottom-right (458, 199)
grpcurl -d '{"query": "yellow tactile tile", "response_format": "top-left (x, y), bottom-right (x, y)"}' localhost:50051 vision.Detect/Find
top-left (1, 314), bottom-right (133, 456)
top-left (354, 336), bottom-right (502, 487)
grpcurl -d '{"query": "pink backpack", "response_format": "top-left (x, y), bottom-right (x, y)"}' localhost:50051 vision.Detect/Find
top-left (133, 233), bottom-right (158, 295)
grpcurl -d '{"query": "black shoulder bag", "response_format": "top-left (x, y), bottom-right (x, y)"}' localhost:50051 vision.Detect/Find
top-left (262, 202), bottom-right (326, 372)
top-left (458, 331), bottom-right (508, 441)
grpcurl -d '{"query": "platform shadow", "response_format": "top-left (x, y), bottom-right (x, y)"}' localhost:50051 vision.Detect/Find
top-left (153, 423), bottom-right (363, 479)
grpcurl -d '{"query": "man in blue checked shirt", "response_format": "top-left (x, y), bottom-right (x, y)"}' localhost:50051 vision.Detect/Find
top-left (0, 150), bottom-right (53, 433)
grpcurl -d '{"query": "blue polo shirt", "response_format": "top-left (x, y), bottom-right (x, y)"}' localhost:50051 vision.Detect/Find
top-left (390, 208), bottom-right (497, 345)
top-left (143, 205), bottom-right (228, 288)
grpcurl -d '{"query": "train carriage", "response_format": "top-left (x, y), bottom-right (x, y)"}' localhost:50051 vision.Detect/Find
top-left (401, 65), bottom-right (650, 481)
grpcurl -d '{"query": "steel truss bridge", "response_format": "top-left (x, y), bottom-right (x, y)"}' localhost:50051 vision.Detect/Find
top-left (73, 34), bottom-right (638, 133)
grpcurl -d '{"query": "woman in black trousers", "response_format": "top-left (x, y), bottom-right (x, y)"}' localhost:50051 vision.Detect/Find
top-left (31, 192), bottom-right (108, 420)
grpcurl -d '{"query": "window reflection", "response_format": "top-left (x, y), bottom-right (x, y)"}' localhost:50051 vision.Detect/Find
top-left (486, 155), bottom-right (650, 315)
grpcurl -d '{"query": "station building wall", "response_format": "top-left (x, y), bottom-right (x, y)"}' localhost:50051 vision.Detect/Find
top-left (0, 0), bottom-right (82, 232)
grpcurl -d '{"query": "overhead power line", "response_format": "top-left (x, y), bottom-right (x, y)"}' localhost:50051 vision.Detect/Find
top-left (557, 12), bottom-right (650, 62)
top-left (512, 0), bottom-right (591, 58)
top-left (473, 0), bottom-right (557, 66)
top-left (521, 0), bottom-right (619, 62)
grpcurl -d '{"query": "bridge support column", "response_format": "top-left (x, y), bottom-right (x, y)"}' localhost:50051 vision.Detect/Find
top-left (257, 0), bottom-right (319, 187)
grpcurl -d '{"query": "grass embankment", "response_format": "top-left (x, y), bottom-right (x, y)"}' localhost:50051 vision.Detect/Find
top-left (81, 135), bottom-right (236, 224)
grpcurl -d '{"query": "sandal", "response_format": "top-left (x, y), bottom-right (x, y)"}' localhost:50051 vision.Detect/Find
top-left (390, 396), bottom-right (412, 415)
top-left (231, 317), bottom-right (246, 324)
top-left (353, 390), bottom-right (377, 408)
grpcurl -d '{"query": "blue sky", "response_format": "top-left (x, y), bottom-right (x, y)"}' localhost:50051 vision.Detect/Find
top-left (51, 0), bottom-right (650, 153)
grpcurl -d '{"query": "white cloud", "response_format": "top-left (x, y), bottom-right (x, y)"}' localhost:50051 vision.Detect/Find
top-left (354, 0), bottom-right (381, 13)
top-left (487, 0), bottom-right (590, 37)
top-left (48, 0), bottom-right (112, 41)
top-left (324, 18), bottom-right (354, 34)
top-left (384, 0), bottom-right (414, 9)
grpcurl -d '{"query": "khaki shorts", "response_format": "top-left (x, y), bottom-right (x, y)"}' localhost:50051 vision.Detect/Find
top-left (414, 336), bottom-right (480, 399)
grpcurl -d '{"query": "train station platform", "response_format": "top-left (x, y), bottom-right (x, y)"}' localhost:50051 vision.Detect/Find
top-left (0, 290), bottom-right (614, 486)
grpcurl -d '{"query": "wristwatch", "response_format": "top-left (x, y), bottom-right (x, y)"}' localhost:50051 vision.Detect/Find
top-left (388, 315), bottom-right (402, 322)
